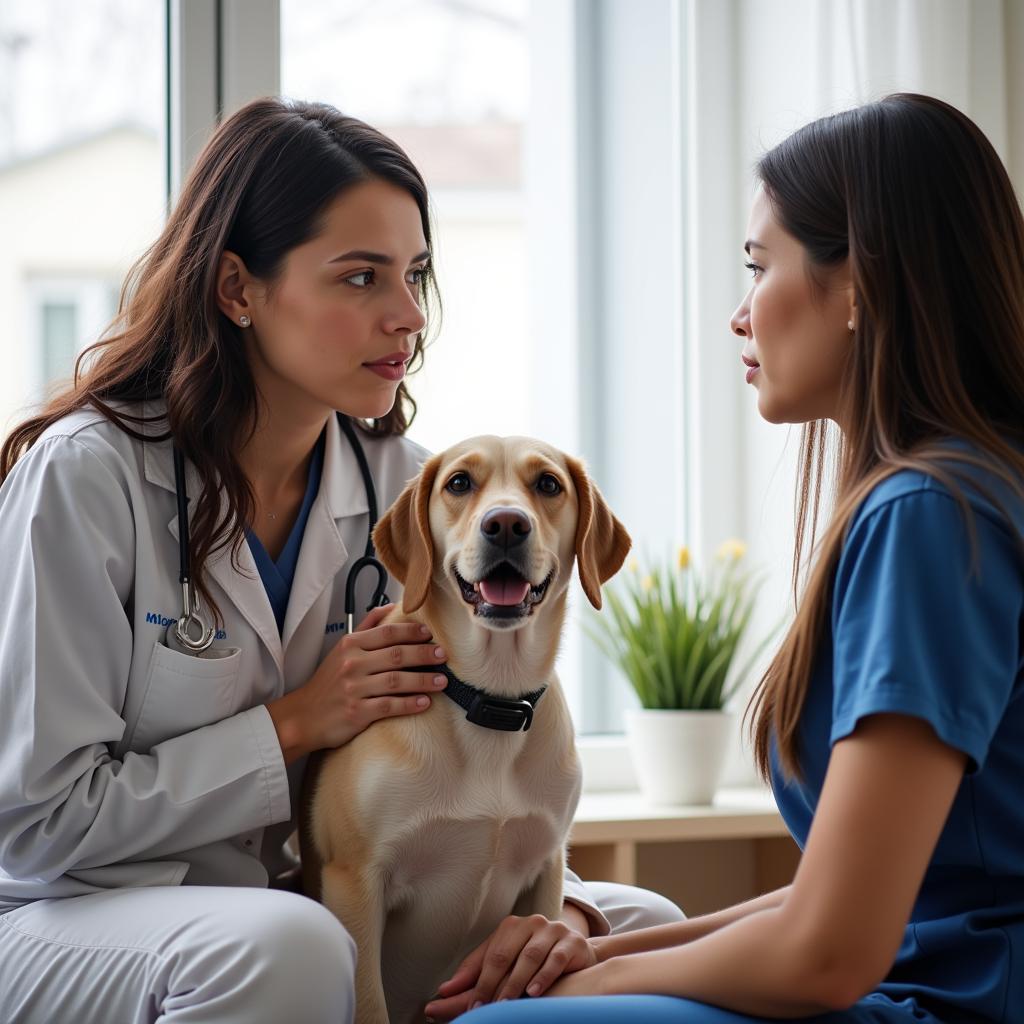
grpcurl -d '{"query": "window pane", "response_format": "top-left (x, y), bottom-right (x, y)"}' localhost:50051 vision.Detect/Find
top-left (281, 0), bottom-right (531, 452)
top-left (41, 303), bottom-right (77, 383)
top-left (0, 0), bottom-right (166, 427)
top-left (281, 2), bottom-right (592, 731)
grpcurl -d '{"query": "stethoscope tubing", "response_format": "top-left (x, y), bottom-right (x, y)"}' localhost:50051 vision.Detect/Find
top-left (169, 414), bottom-right (390, 656)
top-left (170, 446), bottom-right (217, 654)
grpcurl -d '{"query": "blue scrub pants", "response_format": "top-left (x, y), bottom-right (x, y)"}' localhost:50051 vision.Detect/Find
top-left (459, 993), bottom-right (944, 1023)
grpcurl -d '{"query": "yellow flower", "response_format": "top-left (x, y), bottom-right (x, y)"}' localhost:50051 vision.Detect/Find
top-left (677, 546), bottom-right (691, 570)
top-left (715, 538), bottom-right (747, 562)
top-left (641, 575), bottom-right (654, 592)
top-left (627, 557), bottom-right (639, 574)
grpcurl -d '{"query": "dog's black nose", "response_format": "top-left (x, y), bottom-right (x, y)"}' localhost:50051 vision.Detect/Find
top-left (480, 507), bottom-right (531, 548)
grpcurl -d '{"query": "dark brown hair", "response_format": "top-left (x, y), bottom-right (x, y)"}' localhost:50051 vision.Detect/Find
top-left (746, 93), bottom-right (1024, 780)
top-left (1, 97), bottom-right (440, 623)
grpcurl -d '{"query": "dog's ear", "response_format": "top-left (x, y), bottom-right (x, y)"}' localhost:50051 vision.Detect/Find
top-left (565, 456), bottom-right (632, 609)
top-left (373, 454), bottom-right (443, 614)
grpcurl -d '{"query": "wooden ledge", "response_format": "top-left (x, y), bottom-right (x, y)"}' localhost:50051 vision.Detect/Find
top-left (571, 786), bottom-right (788, 844)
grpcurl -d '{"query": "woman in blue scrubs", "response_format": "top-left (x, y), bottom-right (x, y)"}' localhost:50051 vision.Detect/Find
top-left (440, 93), bottom-right (1024, 1023)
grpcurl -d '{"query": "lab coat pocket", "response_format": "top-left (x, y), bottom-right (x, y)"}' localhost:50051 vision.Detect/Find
top-left (128, 641), bottom-right (243, 752)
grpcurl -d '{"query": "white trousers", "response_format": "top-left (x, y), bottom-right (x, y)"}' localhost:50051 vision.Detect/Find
top-left (0, 882), bottom-right (682, 1024)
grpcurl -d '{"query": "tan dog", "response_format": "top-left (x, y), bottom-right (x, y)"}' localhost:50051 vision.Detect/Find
top-left (300, 436), bottom-right (630, 1024)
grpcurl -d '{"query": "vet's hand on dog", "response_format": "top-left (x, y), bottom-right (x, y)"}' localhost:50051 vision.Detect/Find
top-left (423, 913), bottom-right (599, 1019)
top-left (266, 603), bottom-right (449, 763)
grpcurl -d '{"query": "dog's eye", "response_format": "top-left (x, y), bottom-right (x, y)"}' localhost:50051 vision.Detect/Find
top-left (446, 472), bottom-right (472, 494)
top-left (537, 473), bottom-right (562, 496)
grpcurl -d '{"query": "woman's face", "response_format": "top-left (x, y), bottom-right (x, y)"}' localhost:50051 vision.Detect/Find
top-left (239, 178), bottom-right (429, 422)
top-left (729, 187), bottom-right (852, 426)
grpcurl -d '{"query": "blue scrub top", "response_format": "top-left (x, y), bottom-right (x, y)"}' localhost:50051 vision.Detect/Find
top-left (772, 443), bottom-right (1024, 1022)
top-left (246, 428), bottom-right (326, 634)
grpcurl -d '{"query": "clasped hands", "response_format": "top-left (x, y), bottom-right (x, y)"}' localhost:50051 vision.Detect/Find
top-left (423, 909), bottom-right (609, 1020)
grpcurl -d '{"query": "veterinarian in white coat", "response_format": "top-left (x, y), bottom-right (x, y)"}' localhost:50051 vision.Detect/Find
top-left (0, 99), bottom-right (681, 1024)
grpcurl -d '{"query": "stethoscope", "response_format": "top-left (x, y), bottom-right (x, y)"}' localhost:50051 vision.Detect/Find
top-left (168, 413), bottom-right (390, 655)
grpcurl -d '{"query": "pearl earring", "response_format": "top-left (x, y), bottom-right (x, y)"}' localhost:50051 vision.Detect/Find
top-left (847, 320), bottom-right (855, 331)
top-left (239, 315), bottom-right (251, 328)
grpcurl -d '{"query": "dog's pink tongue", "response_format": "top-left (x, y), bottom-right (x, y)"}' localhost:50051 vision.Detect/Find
top-left (479, 578), bottom-right (531, 606)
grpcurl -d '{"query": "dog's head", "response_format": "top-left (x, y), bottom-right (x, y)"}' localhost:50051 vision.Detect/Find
top-left (373, 436), bottom-right (631, 631)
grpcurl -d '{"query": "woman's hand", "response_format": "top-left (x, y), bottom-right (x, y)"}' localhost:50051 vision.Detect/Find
top-left (543, 960), bottom-right (612, 998)
top-left (266, 604), bottom-right (448, 763)
top-left (424, 914), bottom-right (598, 1020)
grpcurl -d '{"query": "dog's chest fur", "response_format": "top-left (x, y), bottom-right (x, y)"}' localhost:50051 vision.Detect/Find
top-left (356, 706), bottom-right (578, 911)
top-left (309, 694), bottom-right (581, 1023)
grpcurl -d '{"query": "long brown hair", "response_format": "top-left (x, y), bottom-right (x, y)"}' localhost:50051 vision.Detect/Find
top-left (747, 93), bottom-right (1024, 780)
top-left (0, 97), bottom-right (440, 624)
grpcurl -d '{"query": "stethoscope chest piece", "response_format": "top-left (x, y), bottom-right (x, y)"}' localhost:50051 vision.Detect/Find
top-left (166, 580), bottom-right (216, 655)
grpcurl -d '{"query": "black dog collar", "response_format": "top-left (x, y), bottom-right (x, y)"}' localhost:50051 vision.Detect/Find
top-left (412, 664), bottom-right (546, 732)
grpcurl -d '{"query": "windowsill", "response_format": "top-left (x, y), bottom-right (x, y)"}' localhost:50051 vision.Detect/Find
top-left (571, 785), bottom-right (786, 843)
top-left (576, 731), bottom-right (762, 794)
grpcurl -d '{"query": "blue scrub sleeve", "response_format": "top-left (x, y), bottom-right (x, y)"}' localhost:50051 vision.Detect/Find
top-left (830, 488), bottom-right (1022, 771)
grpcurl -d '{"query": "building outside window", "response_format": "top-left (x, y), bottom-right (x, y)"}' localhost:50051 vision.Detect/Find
top-left (0, 0), bottom-right (165, 429)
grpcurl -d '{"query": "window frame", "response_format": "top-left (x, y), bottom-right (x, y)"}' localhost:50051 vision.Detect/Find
top-left (168, 0), bottom-right (279, 198)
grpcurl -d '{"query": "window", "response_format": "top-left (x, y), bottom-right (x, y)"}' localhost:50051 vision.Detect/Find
top-left (0, 0), bottom-right (166, 429)
top-left (278, 0), bottom-right (685, 736)
top-left (40, 303), bottom-right (78, 385)
top-left (3, 1), bottom-right (700, 756)
top-left (28, 277), bottom-right (120, 395)
top-left (280, 0), bottom-right (609, 729)
top-left (281, 0), bottom-right (532, 450)
top-left (0, 1), bottom-right (692, 751)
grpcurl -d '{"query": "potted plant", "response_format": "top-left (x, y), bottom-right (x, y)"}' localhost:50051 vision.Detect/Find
top-left (591, 540), bottom-right (767, 805)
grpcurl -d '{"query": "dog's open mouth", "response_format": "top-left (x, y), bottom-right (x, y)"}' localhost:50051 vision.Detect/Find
top-left (454, 563), bottom-right (552, 618)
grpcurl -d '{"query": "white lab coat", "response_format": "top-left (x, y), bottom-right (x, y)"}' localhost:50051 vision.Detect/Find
top-left (0, 404), bottom-right (608, 929)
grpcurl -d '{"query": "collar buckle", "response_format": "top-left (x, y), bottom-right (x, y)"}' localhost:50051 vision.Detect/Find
top-left (466, 694), bottom-right (535, 732)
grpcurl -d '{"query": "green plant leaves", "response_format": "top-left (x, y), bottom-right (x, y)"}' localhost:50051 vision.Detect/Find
top-left (585, 548), bottom-right (767, 711)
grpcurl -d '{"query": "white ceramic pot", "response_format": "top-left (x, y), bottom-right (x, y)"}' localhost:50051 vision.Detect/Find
top-left (624, 708), bottom-right (733, 805)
